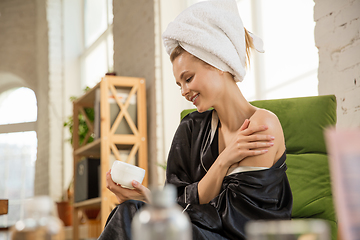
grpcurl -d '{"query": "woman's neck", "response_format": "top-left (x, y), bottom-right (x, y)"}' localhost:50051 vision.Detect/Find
top-left (214, 82), bottom-right (257, 133)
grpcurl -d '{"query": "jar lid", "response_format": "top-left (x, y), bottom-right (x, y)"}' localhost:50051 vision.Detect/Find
top-left (151, 184), bottom-right (176, 207)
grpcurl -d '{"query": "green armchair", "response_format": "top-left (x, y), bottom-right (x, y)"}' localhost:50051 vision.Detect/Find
top-left (181, 95), bottom-right (337, 240)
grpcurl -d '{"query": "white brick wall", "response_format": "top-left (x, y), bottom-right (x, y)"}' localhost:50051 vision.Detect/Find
top-left (315, 0), bottom-right (360, 128)
top-left (35, 0), bottom-right (51, 197)
top-left (36, 0), bottom-right (64, 201)
top-left (154, 0), bottom-right (166, 185)
top-left (47, 0), bottom-right (64, 201)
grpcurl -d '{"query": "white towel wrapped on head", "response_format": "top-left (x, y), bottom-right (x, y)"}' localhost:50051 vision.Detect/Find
top-left (162, 0), bottom-right (264, 82)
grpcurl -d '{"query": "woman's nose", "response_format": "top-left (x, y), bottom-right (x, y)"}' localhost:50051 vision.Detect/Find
top-left (181, 85), bottom-right (190, 97)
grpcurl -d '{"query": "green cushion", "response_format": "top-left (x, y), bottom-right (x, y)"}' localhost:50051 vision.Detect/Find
top-left (180, 95), bottom-right (338, 240)
top-left (286, 153), bottom-right (337, 239)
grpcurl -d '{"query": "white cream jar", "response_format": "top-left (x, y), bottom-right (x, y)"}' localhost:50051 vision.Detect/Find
top-left (111, 161), bottom-right (145, 189)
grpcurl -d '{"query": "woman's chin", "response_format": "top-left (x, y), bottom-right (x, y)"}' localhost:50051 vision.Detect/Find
top-left (196, 106), bottom-right (207, 113)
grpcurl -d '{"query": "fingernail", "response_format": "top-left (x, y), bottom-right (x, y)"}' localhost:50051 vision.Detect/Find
top-left (132, 180), bottom-right (139, 187)
top-left (271, 136), bottom-right (275, 139)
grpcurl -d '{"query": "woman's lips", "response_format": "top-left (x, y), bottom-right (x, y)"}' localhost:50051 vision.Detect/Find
top-left (191, 93), bottom-right (199, 105)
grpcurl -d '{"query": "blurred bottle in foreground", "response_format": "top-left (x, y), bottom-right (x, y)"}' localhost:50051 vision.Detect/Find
top-left (246, 219), bottom-right (330, 240)
top-left (11, 196), bottom-right (65, 240)
top-left (132, 184), bottom-right (192, 240)
top-left (325, 128), bottom-right (360, 240)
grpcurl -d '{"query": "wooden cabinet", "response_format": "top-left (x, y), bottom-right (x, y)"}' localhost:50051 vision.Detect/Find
top-left (72, 76), bottom-right (148, 240)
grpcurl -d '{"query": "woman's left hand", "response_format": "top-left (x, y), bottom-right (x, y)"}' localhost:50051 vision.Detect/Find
top-left (106, 170), bottom-right (151, 204)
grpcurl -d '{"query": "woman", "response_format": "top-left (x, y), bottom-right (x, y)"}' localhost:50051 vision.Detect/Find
top-left (99, 0), bottom-right (292, 239)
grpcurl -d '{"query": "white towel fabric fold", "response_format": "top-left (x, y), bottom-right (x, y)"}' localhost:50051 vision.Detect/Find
top-left (162, 0), bottom-right (264, 82)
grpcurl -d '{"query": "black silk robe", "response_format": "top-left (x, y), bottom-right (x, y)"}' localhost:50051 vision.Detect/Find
top-left (165, 110), bottom-right (293, 239)
top-left (98, 110), bottom-right (292, 240)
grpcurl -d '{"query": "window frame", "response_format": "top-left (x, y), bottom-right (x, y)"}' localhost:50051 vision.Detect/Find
top-left (80, 0), bottom-right (114, 89)
top-left (0, 87), bottom-right (38, 227)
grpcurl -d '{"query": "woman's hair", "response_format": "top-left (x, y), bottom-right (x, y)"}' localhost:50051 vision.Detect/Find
top-left (170, 45), bottom-right (187, 63)
top-left (244, 28), bottom-right (255, 67)
top-left (170, 28), bottom-right (255, 68)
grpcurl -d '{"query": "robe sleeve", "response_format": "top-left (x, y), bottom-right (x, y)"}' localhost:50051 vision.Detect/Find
top-left (165, 114), bottom-right (201, 205)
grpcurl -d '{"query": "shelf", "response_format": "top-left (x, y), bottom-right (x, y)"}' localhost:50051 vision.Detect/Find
top-left (74, 197), bottom-right (101, 209)
top-left (74, 82), bottom-right (100, 106)
top-left (73, 76), bottom-right (144, 106)
top-left (111, 134), bottom-right (139, 144)
top-left (74, 139), bottom-right (101, 156)
top-left (74, 135), bottom-right (139, 156)
top-left (72, 76), bottom-right (148, 240)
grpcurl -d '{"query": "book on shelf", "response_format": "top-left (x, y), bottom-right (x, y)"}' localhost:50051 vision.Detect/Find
top-left (74, 158), bottom-right (100, 202)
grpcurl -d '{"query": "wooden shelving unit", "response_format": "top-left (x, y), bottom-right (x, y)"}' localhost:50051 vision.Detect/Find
top-left (72, 76), bottom-right (148, 240)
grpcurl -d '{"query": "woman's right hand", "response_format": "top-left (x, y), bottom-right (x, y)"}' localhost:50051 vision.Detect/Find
top-left (106, 170), bottom-right (151, 204)
top-left (219, 119), bottom-right (275, 168)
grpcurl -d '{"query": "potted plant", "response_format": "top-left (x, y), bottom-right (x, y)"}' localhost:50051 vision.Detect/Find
top-left (63, 87), bottom-right (95, 145)
top-left (56, 181), bottom-right (74, 227)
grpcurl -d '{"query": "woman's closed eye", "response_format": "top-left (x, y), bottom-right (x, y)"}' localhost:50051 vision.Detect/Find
top-left (176, 82), bottom-right (182, 90)
top-left (176, 75), bottom-right (193, 91)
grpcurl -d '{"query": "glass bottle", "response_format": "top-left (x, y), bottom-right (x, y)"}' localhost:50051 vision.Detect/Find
top-left (11, 196), bottom-right (65, 240)
top-left (132, 184), bottom-right (192, 240)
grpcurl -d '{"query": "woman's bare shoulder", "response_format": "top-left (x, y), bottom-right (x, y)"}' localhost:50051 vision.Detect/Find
top-left (249, 108), bottom-right (281, 128)
top-left (246, 108), bottom-right (286, 165)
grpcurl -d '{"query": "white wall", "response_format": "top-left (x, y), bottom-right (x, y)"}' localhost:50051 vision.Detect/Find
top-left (315, 0), bottom-right (360, 128)
top-left (35, 0), bottom-right (64, 200)
top-left (155, 0), bottom-right (195, 184)
top-left (62, 0), bottom-right (83, 197)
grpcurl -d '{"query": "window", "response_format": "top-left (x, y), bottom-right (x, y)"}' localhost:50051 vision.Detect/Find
top-left (187, 0), bottom-right (318, 101)
top-left (237, 0), bottom-right (318, 100)
top-left (0, 87), bottom-right (37, 227)
top-left (81, 0), bottom-right (114, 88)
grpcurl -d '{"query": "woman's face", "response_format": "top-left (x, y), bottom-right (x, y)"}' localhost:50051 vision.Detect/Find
top-left (172, 51), bottom-right (224, 112)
